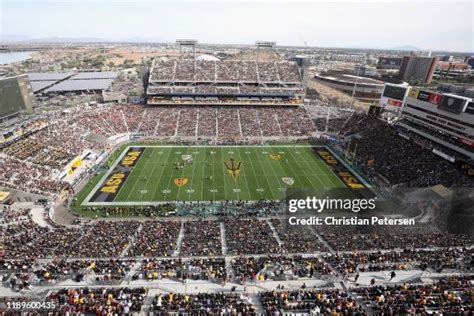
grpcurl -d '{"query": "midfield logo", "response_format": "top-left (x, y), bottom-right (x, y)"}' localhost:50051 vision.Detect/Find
top-left (223, 158), bottom-right (242, 181)
top-left (174, 177), bottom-right (189, 187)
top-left (270, 153), bottom-right (282, 160)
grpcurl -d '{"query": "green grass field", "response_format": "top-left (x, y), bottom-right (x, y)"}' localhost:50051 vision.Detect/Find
top-left (82, 145), bottom-right (357, 206)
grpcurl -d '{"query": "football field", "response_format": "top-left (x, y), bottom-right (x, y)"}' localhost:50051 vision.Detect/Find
top-left (83, 145), bottom-right (369, 206)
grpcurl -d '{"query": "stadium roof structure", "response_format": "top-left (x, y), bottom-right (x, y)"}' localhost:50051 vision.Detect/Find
top-left (26, 71), bottom-right (119, 94)
top-left (70, 72), bottom-right (118, 80)
top-left (195, 54), bottom-right (220, 61)
top-left (316, 73), bottom-right (385, 86)
top-left (27, 72), bottom-right (75, 81)
top-left (44, 79), bottom-right (113, 93)
top-left (30, 80), bottom-right (58, 93)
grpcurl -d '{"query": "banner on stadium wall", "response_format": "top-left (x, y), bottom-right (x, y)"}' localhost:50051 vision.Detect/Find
top-left (438, 95), bottom-right (467, 114)
top-left (408, 88), bottom-right (419, 99)
top-left (428, 93), bottom-right (443, 106)
top-left (387, 99), bottom-right (403, 107)
top-left (417, 90), bottom-right (431, 102)
top-left (459, 138), bottom-right (474, 148)
top-left (466, 102), bottom-right (474, 115)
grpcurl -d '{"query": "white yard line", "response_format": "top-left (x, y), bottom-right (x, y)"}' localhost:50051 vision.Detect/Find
top-left (235, 147), bottom-right (253, 200)
top-left (149, 149), bottom-right (173, 201)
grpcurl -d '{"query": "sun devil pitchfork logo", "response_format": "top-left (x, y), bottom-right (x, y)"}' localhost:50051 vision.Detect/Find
top-left (174, 177), bottom-right (189, 187)
top-left (223, 158), bottom-right (242, 181)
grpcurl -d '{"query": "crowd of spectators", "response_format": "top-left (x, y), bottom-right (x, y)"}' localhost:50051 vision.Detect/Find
top-left (47, 287), bottom-right (147, 314)
top-left (151, 59), bottom-right (300, 84)
top-left (338, 114), bottom-right (472, 187)
top-left (128, 220), bottom-right (181, 257)
top-left (325, 248), bottom-right (473, 277)
top-left (224, 218), bottom-right (282, 255)
top-left (353, 276), bottom-right (472, 314)
top-left (151, 292), bottom-right (256, 315)
top-left (71, 221), bottom-right (141, 258)
top-left (139, 257), bottom-right (227, 282)
top-left (0, 207), bottom-right (30, 224)
top-left (318, 225), bottom-right (474, 252)
top-left (270, 219), bottom-right (326, 253)
top-left (180, 220), bottom-right (222, 256)
top-left (0, 156), bottom-right (69, 196)
top-left (233, 255), bottom-right (332, 283)
top-left (400, 118), bottom-right (474, 153)
top-left (259, 289), bottom-right (365, 315)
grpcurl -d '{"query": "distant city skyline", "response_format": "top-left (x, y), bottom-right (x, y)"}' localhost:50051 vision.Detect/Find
top-left (1, 0), bottom-right (473, 53)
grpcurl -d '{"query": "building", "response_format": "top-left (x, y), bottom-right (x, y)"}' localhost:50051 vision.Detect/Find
top-left (440, 55), bottom-right (454, 62)
top-left (437, 62), bottom-right (470, 71)
top-left (353, 65), bottom-right (377, 77)
top-left (313, 71), bottom-right (405, 104)
top-left (377, 57), bottom-right (403, 69)
top-left (398, 88), bottom-right (473, 160)
top-left (329, 54), bottom-right (365, 63)
top-left (0, 75), bottom-right (34, 123)
top-left (398, 56), bottom-right (439, 85)
top-left (465, 57), bottom-right (474, 69)
top-left (27, 71), bottom-right (118, 95)
top-left (437, 83), bottom-right (474, 99)
top-left (434, 61), bottom-right (472, 81)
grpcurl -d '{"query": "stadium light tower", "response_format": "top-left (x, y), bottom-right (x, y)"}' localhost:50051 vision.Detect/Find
top-left (255, 41), bottom-right (276, 63)
top-left (350, 62), bottom-right (365, 108)
top-left (176, 39), bottom-right (198, 58)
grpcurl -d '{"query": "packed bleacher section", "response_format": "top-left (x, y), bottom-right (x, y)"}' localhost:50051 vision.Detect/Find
top-left (2, 217), bottom-right (472, 261)
top-left (324, 248), bottom-right (473, 277)
top-left (232, 255), bottom-right (332, 283)
top-left (270, 219), bottom-right (326, 253)
top-left (337, 114), bottom-right (473, 187)
top-left (0, 210), bottom-right (472, 314)
top-left (31, 259), bottom-right (136, 285)
top-left (181, 220), bottom-right (222, 256)
top-left (47, 287), bottom-right (147, 314)
top-left (150, 60), bottom-right (301, 84)
top-left (259, 289), bottom-right (365, 315)
top-left (353, 276), bottom-right (472, 314)
top-left (224, 218), bottom-right (282, 255)
top-left (128, 220), bottom-right (181, 257)
top-left (0, 207), bottom-right (30, 224)
top-left (147, 59), bottom-right (303, 105)
top-left (151, 293), bottom-right (256, 315)
top-left (70, 221), bottom-right (141, 258)
top-left (399, 117), bottom-right (474, 153)
top-left (139, 257), bottom-right (227, 282)
top-left (318, 225), bottom-right (474, 252)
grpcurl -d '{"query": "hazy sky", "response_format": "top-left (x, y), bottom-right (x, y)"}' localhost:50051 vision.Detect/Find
top-left (1, 0), bottom-right (473, 52)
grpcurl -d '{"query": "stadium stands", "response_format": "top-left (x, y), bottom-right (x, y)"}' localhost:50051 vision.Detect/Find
top-left (147, 59), bottom-right (304, 106)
